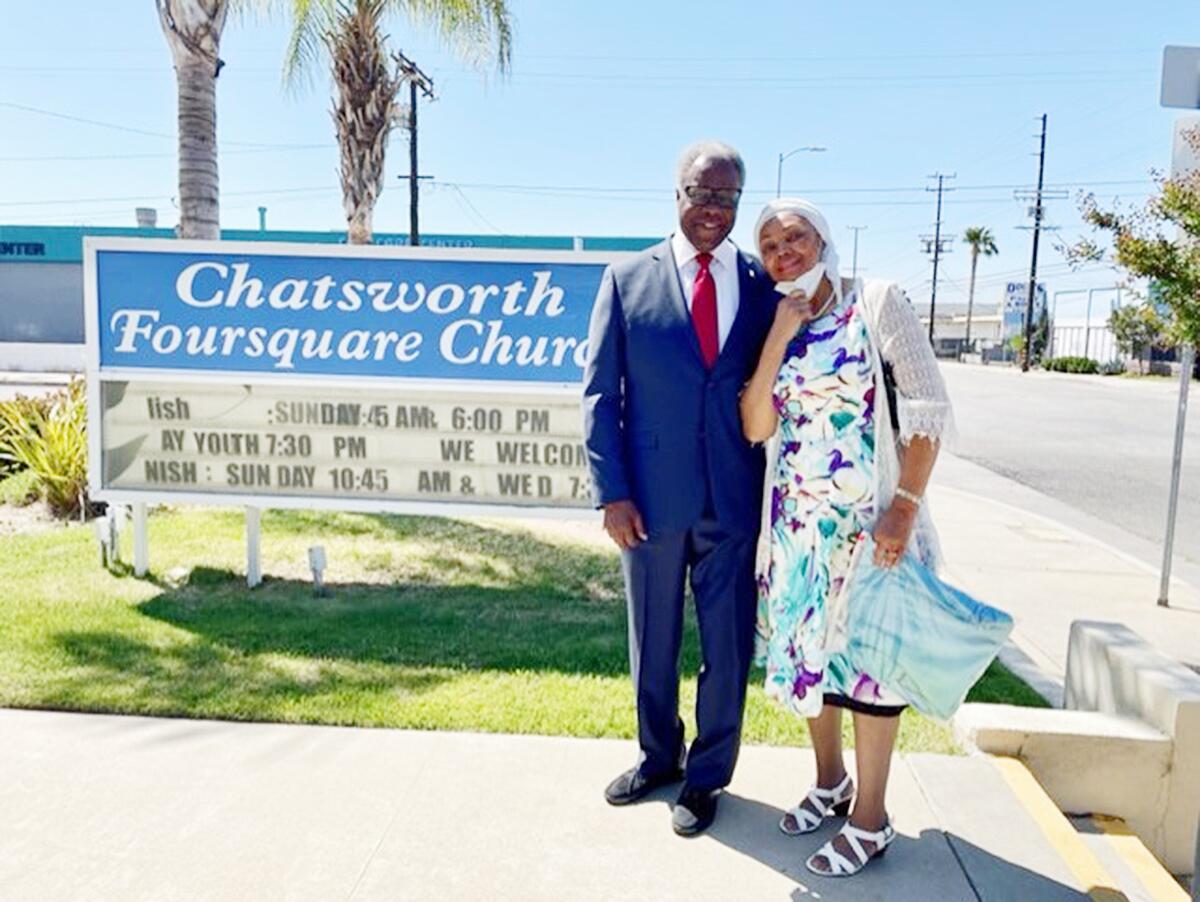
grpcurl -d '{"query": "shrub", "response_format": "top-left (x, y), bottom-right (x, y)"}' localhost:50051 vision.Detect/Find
top-left (1099, 360), bottom-right (1127, 376)
top-left (0, 379), bottom-right (88, 516)
top-left (1043, 357), bottom-right (1100, 374)
top-left (0, 392), bottom-right (54, 479)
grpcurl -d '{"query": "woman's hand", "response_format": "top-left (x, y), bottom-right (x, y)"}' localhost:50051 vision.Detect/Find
top-left (872, 498), bottom-right (919, 568)
top-left (768, 291), bottom-right (819, 341)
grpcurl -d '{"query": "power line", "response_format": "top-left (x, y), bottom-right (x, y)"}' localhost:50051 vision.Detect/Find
top-left (0, 63), bottom-right (1150, 84)
top-left (0, 44), bottom-right (1160, 62)
top-left (0, 100), bottom-right (173, 139)
top-left (0, 185), bottom-right (340, 208)
top-left (0, 100), bottom-right (329, 149)
top-left (0, 182), bottom-right (1150, 211)
top-left (442, 178), bottom-right (1150, 196)
top-left (444, 184), bottom-right (506, 235)
top-left (0, 145), bottom-right (332, 162)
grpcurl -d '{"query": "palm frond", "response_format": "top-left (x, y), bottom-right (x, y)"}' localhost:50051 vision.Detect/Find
top-left (963, 226), bottom-right (998, 256)
top-left (393, 0), bottom-right (513, 73)
top-left (281, 0), bottom-right (333, 91)
top-left (280, 0), bottom-right (513, 86)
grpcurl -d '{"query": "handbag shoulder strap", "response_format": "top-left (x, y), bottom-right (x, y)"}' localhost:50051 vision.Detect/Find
top-left (857, 279), bottom-right (900, 433)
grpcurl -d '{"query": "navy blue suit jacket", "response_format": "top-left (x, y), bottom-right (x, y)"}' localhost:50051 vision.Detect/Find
top-left (582, 239), bottom-right (776, 536)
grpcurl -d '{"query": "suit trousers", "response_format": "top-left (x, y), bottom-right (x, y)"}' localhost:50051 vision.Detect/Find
top-left (620, 513), bottom-right (758, 791)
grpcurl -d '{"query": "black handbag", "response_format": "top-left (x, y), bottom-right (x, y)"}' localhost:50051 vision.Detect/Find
top-left (881, 360), bottom-right (901, 432)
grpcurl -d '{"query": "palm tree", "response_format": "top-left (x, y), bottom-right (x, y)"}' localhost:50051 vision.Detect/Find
top-left (157, 0), bottom-right (230, 240)
top-left (279, 0), bottom-right (513, 244)
top-left (962, 226), bottom-right (998, 355)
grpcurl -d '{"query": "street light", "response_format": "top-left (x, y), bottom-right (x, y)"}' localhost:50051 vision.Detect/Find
top-left (776, 146), bottom-right (827, 197)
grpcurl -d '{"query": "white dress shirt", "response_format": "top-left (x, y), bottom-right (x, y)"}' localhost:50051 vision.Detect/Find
top-left (670, 233), bottom-right (740, 352)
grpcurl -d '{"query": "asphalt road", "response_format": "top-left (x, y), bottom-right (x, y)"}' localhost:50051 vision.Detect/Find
top-left (3, 366), bottom-right (1197, 572)
top-left (940, 362), bottom-right (1200, 568)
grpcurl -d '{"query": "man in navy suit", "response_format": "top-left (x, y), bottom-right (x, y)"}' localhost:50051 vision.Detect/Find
top-left (582, 141), bottom-right (776, 836)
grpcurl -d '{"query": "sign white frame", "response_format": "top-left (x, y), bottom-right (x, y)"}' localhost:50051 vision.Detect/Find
top-left (84, 237), bottom-right (630, 524)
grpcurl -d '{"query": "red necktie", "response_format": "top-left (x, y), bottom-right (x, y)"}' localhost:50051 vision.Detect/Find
top-left (691, 252), bottom-right (719, 368)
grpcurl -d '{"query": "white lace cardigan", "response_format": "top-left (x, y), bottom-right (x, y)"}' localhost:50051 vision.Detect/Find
top-left (754, 277), bottom-right (956, 580)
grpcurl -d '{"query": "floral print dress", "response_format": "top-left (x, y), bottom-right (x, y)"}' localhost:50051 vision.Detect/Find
top-left (755, 287), bottom-right (908, 717)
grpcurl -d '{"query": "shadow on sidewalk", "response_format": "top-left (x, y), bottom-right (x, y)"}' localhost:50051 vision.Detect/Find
top-left (702, 794), bottom-right (1087, 900)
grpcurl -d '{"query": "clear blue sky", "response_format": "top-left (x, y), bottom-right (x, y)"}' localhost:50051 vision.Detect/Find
top-left (3, 1), bottom-right (1197, 316)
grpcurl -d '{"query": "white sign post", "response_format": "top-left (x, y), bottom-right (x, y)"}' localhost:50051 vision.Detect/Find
top-left (1157, 47), bottom-right (1200, 608)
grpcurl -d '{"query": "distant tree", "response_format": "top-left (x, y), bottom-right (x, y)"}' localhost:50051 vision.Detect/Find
top-left (962, 226), bottom-right (998, 354)
top-left (1070, 122), bottom-right (1200, 359)
top-left (274, 0), bottom-right (513, 244)
top-left (1109, 303), bottom-right (1166, 374)
top-left (156, 0), bottom-right (230, 240)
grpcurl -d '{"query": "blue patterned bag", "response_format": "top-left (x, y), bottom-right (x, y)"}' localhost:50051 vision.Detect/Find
top-left (839, 533), bottom-right (1014, 721)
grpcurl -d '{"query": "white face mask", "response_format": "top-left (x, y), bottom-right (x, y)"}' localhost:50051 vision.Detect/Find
top-left (775, 262), bottom-right (825, 298)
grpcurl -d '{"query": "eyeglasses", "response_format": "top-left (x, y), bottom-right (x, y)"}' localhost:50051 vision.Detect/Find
top-left (682, 185), bottom-right (742, 209)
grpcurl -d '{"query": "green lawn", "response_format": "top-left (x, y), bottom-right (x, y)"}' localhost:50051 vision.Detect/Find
top-left (0, 505), bottom-right (1045, 754)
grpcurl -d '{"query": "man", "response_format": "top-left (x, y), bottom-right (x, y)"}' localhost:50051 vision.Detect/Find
top-left (582, 141), bottom-right (775, 836)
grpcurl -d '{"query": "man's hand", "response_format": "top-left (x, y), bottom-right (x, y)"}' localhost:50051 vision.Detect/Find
top-left (871, 498), bottom-right (918, 568)
top-left (603, 500), bottom-right (648, 550)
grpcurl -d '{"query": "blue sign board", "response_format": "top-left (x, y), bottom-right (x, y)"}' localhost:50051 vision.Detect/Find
top-left (1003, 281), bottom-right (1047, 339)
top-left (89, 239), bottom-right (618, 384)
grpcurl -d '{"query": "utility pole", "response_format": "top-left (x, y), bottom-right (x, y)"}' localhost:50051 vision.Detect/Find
top-left (1022, 115), bottom-right (1048, 372)
top-left (1014, 115), bottom-right (1067, 370)
top-left (847, 225), bottom-right (867, 279)
top-left (395, 51), bottom-right (435, 246)
top-left (922, 173), bottom-right (955, 343)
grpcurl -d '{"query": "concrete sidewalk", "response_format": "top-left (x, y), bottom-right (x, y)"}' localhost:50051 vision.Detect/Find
top-left (0, 709), bottom-right (1109, 902)
top-left (3, 384), bottom-right (1198, 897)
top-left (930, 454), bottom-right (1200, 704)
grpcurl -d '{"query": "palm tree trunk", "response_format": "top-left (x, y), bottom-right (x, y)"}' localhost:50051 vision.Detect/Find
top-left (176, 60), bottom-right (220, 240)
top-left (347, 202), bottom-right (373, 245)
top-left (330, 0), bottom-right (400, 246)
top-left (965, 247), bottom-right (979, 355)
top-left (157, 0), bottom-right (226, 241)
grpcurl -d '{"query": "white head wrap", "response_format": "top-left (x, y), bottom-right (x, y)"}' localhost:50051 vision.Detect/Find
top-left (754, 197), bottom-right (845, 307)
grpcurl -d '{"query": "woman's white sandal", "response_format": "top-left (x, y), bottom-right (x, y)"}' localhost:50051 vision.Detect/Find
top-left (805, 820), bottom-right (895, 877)
top-left (778, 773), bottom-right (855, 836)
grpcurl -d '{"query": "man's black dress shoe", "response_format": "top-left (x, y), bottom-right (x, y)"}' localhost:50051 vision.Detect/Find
top-left (604, 766), bottom-right (684, 806)
top-left (672, 785), bottom-right (721, 836)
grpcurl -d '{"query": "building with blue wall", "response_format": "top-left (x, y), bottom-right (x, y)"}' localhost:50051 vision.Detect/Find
top-left (0, 225), bottom-right (658, 348)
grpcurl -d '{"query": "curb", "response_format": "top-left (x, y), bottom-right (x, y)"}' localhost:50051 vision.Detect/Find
top-left (990, 756), bottom-right (1129, 901)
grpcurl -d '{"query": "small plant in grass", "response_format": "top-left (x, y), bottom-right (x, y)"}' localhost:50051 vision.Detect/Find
top-left (0, 379), bottom-right (88, 517)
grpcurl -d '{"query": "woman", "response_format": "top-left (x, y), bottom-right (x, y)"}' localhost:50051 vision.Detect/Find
top-left (740, 198), bottom-right (953, 878)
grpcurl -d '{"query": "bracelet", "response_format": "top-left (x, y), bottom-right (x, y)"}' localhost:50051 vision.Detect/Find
top-left (894, 487), bottom-right (923, 507)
